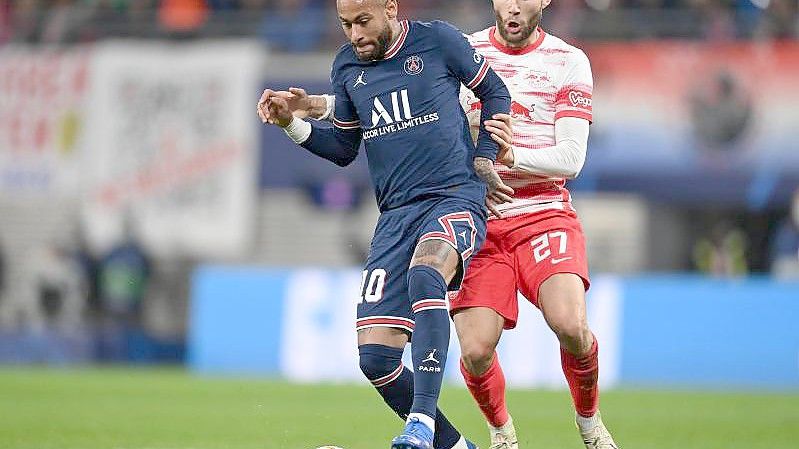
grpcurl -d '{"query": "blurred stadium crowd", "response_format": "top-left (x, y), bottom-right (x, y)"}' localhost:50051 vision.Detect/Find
top-left (0, 0), bottom-right (797, 366)
top-left (0, 0), bottom-right (797, 46)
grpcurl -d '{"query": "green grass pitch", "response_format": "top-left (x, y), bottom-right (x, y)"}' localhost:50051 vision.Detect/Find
top-left (1, 367), bottom-right (796, 449)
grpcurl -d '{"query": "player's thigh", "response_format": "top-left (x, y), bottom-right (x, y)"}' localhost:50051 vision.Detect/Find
top-left (415, 198), bottom-right (487, 290)
top-left (515, 212), bottom-right (590, 310)
top-left (356, 212), bottom-right (416, 341)
top-left (409, 239), bottom-right (461, 285)
top-left (452, 306), bottom-right (504, 362)
top-left (357, 326), bottom-right (409, 348)
top-left (450, 227), bottom-right (519, 329)
top-left (537, 273), bottom-right (589, 336)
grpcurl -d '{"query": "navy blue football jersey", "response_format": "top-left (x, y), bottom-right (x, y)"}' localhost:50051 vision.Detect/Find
top-left (324, 20), bottom-right (510, 212)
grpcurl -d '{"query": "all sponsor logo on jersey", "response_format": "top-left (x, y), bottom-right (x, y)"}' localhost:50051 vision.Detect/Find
top-left (473, 51), bottom-right (483, 64)
top-left (403, 55), bottom-right (424, 75)
top-left (568, 90), bottom-right (592, 108)
top-left (363, 88), bottom-right (440, 140)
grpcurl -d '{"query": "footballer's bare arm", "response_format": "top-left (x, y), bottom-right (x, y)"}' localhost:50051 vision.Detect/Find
top-left (474, 156), bottom-right (514, 219)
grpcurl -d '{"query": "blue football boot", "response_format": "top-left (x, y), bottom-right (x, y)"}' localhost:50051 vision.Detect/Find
top-left (391, 417), bottom-right (434, 449)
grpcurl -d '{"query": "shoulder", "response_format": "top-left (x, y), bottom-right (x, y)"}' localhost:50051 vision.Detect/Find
top-left (331, 43), bottom-right (358, 84)
top-left (467, 27), bottom-right (492, 45)
top-left (423, 20), bottom-right (467, 41)
top-left (333, 43), bottom-right (356, 68)
top-left (543, 32), bottom-right (590, 68)
top-left (332, 43), bottom-right (356, 69)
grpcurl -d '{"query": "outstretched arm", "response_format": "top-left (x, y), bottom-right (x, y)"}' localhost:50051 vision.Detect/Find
top-left (258, 87), bottom-right (334, 122)
top-left (258, 91), bottom-right (360, 167)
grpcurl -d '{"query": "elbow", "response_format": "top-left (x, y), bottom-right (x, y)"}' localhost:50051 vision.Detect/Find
top-left (566, 166), bottom-right (582, 180)
top-left (334, 151), bottom-right (358, 167)
top-left (566, 152), bottom-right (587, 179)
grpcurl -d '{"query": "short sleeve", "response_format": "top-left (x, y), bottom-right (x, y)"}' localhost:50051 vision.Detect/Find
top-left (435, 21), bottom-right (491, 90)
top-left (554, 50), bottom-right (593, 123)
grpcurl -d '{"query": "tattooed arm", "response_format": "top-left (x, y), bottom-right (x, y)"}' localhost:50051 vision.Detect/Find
top-left (474, 156), bottom-right (514, 218)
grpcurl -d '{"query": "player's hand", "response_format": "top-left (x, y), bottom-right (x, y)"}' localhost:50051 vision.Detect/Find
top-left (474, 156), bottom-right (514, 218)
top-left (283, 87), bottom-right (313, 119)
top-left (485, 178), bottom-right (514, 218)
top-left (485, 113), bottom-right (514, 168)
top-left (257, 88), bottom-right (278, 124)
top-left (258, 91), bottom-right (293, 128)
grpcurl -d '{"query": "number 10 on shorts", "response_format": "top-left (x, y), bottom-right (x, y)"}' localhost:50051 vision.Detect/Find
top-left (531, 231), bottom-right (568, 263)
top-left (360, 269), bottom-right (387, 303)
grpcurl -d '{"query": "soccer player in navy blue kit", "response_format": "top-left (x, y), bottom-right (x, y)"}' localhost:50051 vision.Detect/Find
top-left (259, 1), bottom-right (511, 448)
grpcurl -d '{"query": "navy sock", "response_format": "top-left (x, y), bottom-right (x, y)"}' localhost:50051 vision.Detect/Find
top-left (407, 265), bottom-right (450, 420)
top-left (359, 344), bottom-right (461, 449)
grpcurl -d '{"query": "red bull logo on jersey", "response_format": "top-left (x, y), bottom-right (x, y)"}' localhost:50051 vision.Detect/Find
top-left (510, 100), bottom-right (535, 120)
top-left (525, 69), bottom-right (551, 88)
top-left (468, 99), bottom-right (534, 121)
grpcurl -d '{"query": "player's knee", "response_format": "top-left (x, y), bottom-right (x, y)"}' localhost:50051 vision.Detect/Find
top-left (358, 345), bottom-right (401, 380)
top-left (551, 317), bottom-right (591, 347)
top-left (459, 338), bottom-right (495, 372)
top-left (551, 316), bottom-right (583, 338)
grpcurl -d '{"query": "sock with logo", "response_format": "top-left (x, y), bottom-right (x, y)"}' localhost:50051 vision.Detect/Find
top-left (561, 336), bottom-right (600, 418)
top-left (460, 352), bottom-right (509, 427)
top-left (359, 344), bottom-right (463, 449)
top-left (407, 265), bottom-right (450, 421)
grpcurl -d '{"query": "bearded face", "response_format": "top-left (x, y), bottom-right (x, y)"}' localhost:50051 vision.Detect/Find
top-left (493, 0), bottom-right (546, 46)
top-left (338, 0), bottom-right (397, 61)
top-left (353, 20), bottom-right (393, 61)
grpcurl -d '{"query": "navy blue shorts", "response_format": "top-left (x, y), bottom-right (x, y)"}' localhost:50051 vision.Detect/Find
top-left (355, 196), bottom-right (487, 334)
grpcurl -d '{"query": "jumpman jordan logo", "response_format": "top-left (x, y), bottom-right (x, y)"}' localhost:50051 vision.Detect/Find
top-left (458, 230), bottom-right (468, 245)
top-left (422, 349), bottom-right (439, 364)
top-left (354, 70), bottom-right (367, 88)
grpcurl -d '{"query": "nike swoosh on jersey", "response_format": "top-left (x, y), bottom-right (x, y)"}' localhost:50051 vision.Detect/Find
top-left (551, 257), bottom-right (573, 264)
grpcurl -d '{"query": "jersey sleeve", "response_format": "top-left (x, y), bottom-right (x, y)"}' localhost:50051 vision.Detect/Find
top-left (295, 56), bottom-right (362, 167)
top-left (435, 21), bottom-right (510, 161)
top-left (330, 59), bottom-right (361, 131)
top-left (554, 50), bottom-right (593, 123)
top-left (435, 21), bottom-right (491, 90)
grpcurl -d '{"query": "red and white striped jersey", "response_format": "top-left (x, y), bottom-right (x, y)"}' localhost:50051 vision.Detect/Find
top-left (460, 27), bottom-right (593, 218)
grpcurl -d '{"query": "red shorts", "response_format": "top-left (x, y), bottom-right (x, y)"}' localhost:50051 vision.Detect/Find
top-left (450, 208), bottom-right (590, 329)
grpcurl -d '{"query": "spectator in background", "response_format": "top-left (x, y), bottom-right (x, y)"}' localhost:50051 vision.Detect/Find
top-left (770, 188), bottom-right (799, 278)
top-left (693, 221), bottom-right (749, 277)
top-left (691, 0), bottom-right (736, 41)
top-left (0, 0), bottom-right (11, 44)
top-left (9, 0), bottom-right (42, 43)
top-left (754, 0), bottom-right (799, 40)
top-left (689, 69), bottom-right (752, 156)
top-left (24, 239), bottom-right (88, 333)
top-left (95, 216), bottom-right (152, 360)
top-left (158, 0), bottom-right (209, 37)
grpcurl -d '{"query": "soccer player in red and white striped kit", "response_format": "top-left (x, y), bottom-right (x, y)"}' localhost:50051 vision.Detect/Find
top-left (452, 1), bottom-right (619, 448)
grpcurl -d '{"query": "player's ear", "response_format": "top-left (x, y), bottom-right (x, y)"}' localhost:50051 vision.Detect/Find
top-left (384, 0), bottom-right (398, 20)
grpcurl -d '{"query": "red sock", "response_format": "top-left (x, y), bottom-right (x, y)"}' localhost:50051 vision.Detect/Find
top-left (460, 353), bottom-right (509, 427)
top-left (561, 337), bottom-right (600, 418)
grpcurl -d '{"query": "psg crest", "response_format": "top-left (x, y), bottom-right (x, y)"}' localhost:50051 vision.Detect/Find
top-left (404, 55), bottom-right (424, 75)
